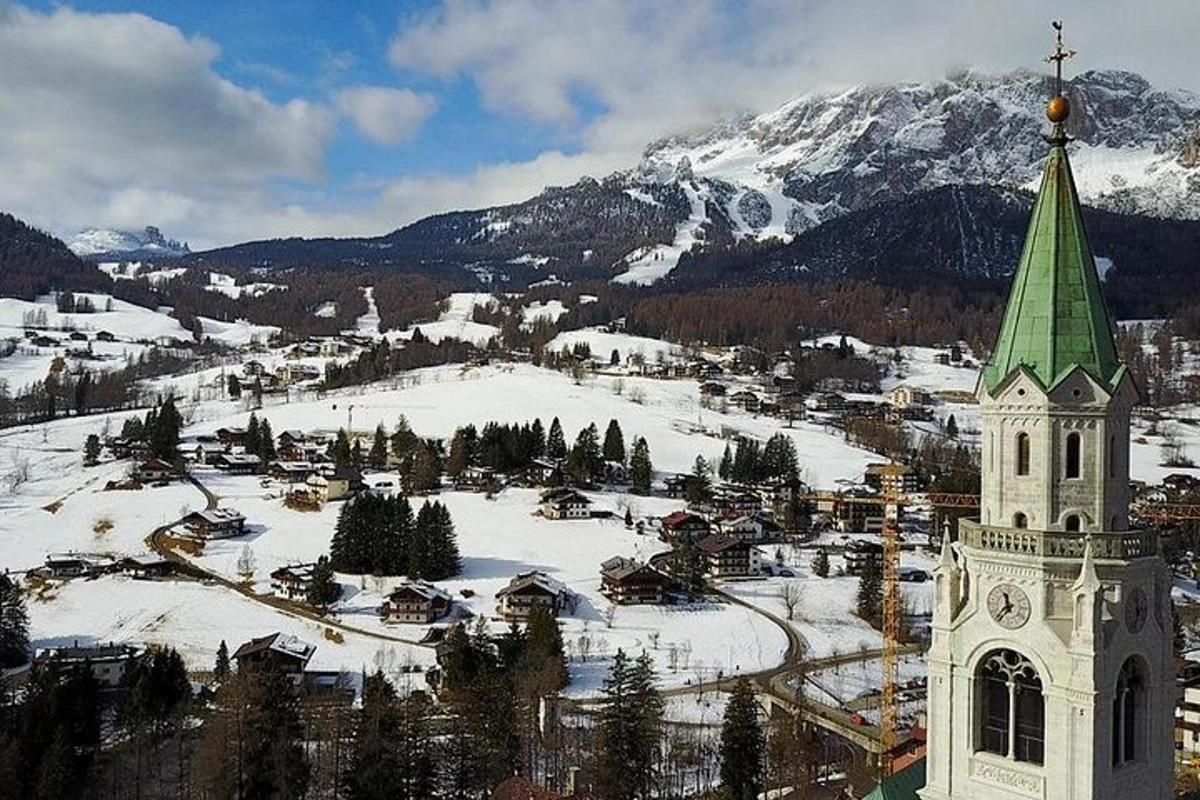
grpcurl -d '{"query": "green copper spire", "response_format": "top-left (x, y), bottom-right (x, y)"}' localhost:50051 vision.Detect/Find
top-left (981, 31), bottom-right (1121, 395)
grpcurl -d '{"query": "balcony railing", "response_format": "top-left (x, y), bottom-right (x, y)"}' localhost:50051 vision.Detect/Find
top-left (960, 520), bottom-right (1158, 560)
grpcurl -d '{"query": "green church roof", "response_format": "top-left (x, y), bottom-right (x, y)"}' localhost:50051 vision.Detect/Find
top-left (864, 758), bottom-right (926, 800)
top-left (981, 142), bottom-right (1122, 395)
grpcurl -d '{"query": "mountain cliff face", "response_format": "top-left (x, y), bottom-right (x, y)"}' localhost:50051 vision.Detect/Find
top-left (644, 69), bottom-right (1200, 236)
top-left (69, 225), bottom-right (190, 260)
top-left (188, 69), bottom-right (1200, 286)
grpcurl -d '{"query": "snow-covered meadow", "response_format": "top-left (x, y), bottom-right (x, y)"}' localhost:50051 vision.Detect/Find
top-left (3, 297), bottom-right (1200, 701)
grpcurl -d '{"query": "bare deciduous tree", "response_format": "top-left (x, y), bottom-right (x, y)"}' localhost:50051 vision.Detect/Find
top-left (778, 580), bottom-right (803, 621)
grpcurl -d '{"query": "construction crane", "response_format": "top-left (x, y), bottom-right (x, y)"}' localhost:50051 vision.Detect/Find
top-left (879, 498), bottom-right (902, 776)
top-left (802, 487), bottom-right (978, 775)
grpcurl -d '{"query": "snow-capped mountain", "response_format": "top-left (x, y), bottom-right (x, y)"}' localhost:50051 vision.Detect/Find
top-left (69, 225), bottom-right (190, 259)
top-left (191, 69), bottom-right (1200, 286)
top-left (639, 68), bottom-right (1200, 236)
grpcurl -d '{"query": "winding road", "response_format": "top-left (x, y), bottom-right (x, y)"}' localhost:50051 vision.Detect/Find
top-left (146, 472), bottom-right (433, 648)
top-left (149, 468), bottom-right (919, 754)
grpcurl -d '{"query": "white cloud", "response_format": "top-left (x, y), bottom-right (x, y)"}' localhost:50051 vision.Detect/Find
top-left (0, 4), bottom-right (336, 245)
top-left (391, 0), bottom-right (1200, 157)
top-left (1, 0), bottom-right (1197, 248)
top-left (337, 85), bottom-right (438, 145)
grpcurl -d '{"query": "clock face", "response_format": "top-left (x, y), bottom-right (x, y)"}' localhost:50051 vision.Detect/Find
top-left (987, 584), bottom-right (1032, 629)
top-left (1125, 586), bottom-right (1149, 634)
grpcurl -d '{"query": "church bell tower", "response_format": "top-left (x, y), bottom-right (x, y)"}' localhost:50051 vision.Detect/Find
top-left (919, 24), bottom-right (1175, 800)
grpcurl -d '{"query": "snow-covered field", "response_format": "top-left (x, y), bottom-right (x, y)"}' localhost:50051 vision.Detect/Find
top-left (0, 294), bottom-right (275, 346)
top-left (389, 292), bottom-right (499, 346)
top-left (4, 303), bottom-right (1200, 701)
top-left (723, 546), bottom-right (935, 660)
top-left (0, 293), bottom-right (275, 393)
top-left (173, 475), bottom-right (787, 694)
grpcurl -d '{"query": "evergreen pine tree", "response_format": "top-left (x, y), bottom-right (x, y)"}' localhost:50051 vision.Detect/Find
top-left (946, 413), bottom-right (959, 439)
top-left (567, 423), bottom-right (602, 485)
top-left (345, 671), bottom-right (435, 800)
top-left (149, 397), bottom-right (182, 461)
top-left (0, 572), bottom-right (30, 668)
top-left (411, 444), bottom-right (441, 493)
top-left (214, 640), bottom-right (231, 682)
top-left (307, 556), bottom-right (341, 610)
top-left (627, 652), bottom-right (664, 798)
top-left (345, 671), bottom-right (400, 800)
top-left (597, 650), bottom-right (635, 800)
top-left (811, 549), bottom-right (830, 578)
top-left (227, 374), bottom-right (241, 399)
top-left (718, 442), bottom-right (733, 481)
top-left (193, 663), bottom-right (309, 799)
top-left (602, 419), bottom-right (626, 465)
top-left (628, 436), bottom-right (652, 495)
top-left (429, 502), bottom-right (461, 579)
top-left (686, 455), bottom-right (713, 506)
top-left (408, 502), bottom-right (435, 579)
top-left (387, 495), bottom-right (416, 576)
top-left (330, 428), bottom-right (353, 469)
top-left (245, 413), bottom-right (261, 457)
top-left (34, 729), bottom-right (72, 800)
top-left (83, 434), bottom-right (101, 467)
top-left (445, 428), bottom-right (472, 478)
top-left (624, 507), bottom-right (634, 527)
top-left (369, 424), bottom-right (389, 469)
top-left (720, 678), bottom-right (764, 800)
top-left (258, 417), bottom-right (276, 461)
top-left (546, 417), bottom-right (567, 461)
top-left (856, 555), bottom-right (883, 627)
top-left (530, 418), bottom-right (546, 458)
top-left (523, 605), bottom-right (569, 690)
top-left (389, 415), bottom-right (418, 462)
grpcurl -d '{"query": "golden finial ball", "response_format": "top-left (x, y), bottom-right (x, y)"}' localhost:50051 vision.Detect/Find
top-left (1046, 95), bottom-right (1070, 123)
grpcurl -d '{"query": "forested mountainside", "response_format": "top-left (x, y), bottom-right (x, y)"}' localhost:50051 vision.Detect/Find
top-left (186, 177), bottom-right (690, 283)
top-left (665, 184), bottom-right (1200, 319)
top-left (0, 213), bottom-right (113, 300)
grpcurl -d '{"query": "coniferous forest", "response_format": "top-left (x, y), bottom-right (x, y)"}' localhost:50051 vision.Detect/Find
top-left (329, 494), bottom-right (461, 579)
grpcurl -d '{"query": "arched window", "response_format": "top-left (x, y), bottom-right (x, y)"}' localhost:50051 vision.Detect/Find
top-left (1066, 432), bottom-right (1082, 479)
top-left (978, 649), bottom-right (1045, 764)
top-left (1013, 513), bottom-right (1028, 529)
top-left (1016, 433), bottom-right (1030, 476)
top-left (1065, 514), bottom-right (1081, 533)
top-left (1112, 658), bottom-right (1145, 767)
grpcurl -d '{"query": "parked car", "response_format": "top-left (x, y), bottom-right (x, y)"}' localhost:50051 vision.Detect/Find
top-left (898, 567), bottom-right (930, 583)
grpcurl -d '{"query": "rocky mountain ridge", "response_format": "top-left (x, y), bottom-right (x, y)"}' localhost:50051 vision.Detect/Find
top-left (109, 70), bottom-right (1200, 288)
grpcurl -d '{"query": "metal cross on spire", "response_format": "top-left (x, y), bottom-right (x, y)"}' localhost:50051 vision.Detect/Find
top-left (1044, 20), bottom-right (1077, 97)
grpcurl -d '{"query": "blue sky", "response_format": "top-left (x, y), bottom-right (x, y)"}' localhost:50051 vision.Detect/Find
top-left (2, 0), bottom-right (1195, 247)
top-left (27, 0), bottom-right (573, 191)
